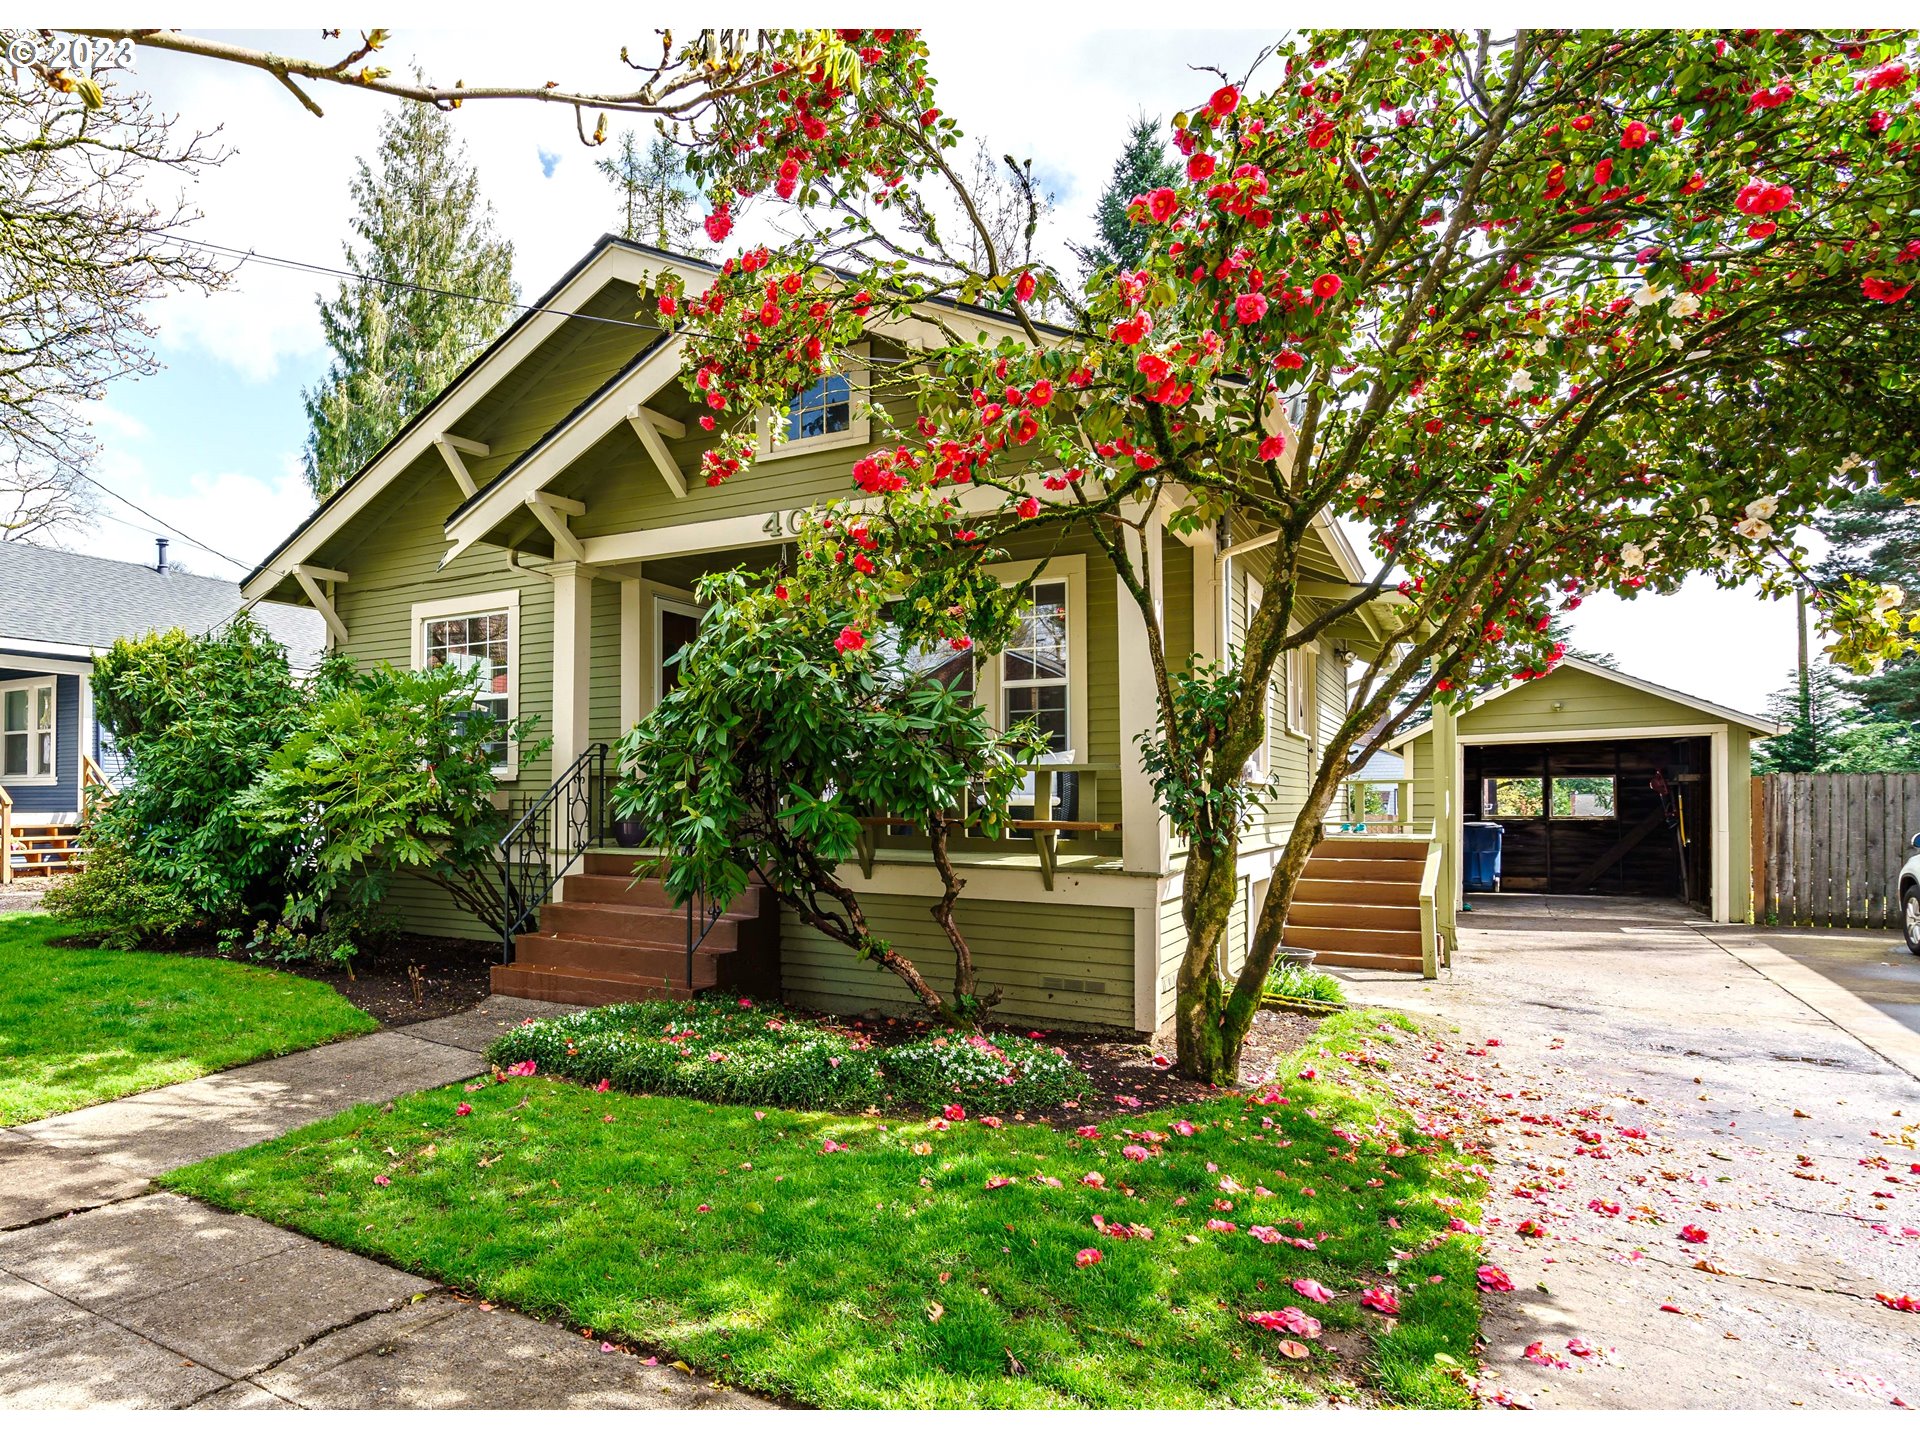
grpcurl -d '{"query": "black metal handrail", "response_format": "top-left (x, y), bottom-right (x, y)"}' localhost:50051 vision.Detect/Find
top-left (684, 863), bottom-right (726, 991)
top-left (499, 742), bottom-right (609, 965)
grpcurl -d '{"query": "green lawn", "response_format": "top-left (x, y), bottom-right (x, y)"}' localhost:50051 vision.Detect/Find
top-left (166, 1009), bottom-right (1484, 1408)
top-left (0, 913), bottom-right (378, 1125)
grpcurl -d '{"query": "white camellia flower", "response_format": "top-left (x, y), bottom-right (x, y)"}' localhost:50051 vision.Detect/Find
top-left (1880, 584), bottom-right (1906, 611)
top-left (1838, 453), bottom-right (1864, 474)
top-left (1620, 542), bottom-right (1646, 570)
top-left (1745, 495), bottom-right (1779, 520)
top-left (1631, 284), bottom-right (1664, 308)
top-left (1532, 337), bottom-right (1549, 354)
top-left (1511, 368), bottom-right (1534, 390)
top-left (1735, 516), bottom-right (1773, 540)
top-left (1668, 293), bottom-right (1701, 319)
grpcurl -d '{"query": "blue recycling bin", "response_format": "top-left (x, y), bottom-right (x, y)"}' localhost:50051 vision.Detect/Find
top-left (1463, 822), bottom-right (1504, 893)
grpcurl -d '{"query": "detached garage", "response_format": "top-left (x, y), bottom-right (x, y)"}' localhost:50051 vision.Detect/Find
top-left (1391, 660), bottom-right (1780, 923)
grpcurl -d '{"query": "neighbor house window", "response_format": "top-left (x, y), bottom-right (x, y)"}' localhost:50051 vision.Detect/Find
top-left (1551, 775), bottom-right (1617, 819)
top-left (1, 678), bottom-right (55, 781)
top-left (1481, 776), bottom-right (1544, 817)
top-left (411, 591), bottom-right (520, 776)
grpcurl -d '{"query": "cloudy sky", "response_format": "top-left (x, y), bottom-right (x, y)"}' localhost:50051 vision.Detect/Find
top-left (74, 23), bottom-right (1803, 715)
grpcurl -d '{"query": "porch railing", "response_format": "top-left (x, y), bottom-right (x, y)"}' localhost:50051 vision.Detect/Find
top-left (854, 761), bottom-right (1122, 890)
top-left (499, 742), bottom-right (609, 966)
top-left (0, 782), bottom-right (12, 887)
top-left (1330, 778), bottom-right (1429, 835)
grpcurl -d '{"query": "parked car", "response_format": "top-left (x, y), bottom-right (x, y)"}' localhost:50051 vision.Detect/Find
top-left (1903, 832), bottom-right (1920, 955)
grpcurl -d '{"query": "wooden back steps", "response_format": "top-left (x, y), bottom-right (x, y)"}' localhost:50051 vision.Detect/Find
top-left (4, 823), bottom-right (84, 880)
top-left (490, 850), bottom-right (781, 1006)
top-left (1285, 835), bottom-right (1429, 973)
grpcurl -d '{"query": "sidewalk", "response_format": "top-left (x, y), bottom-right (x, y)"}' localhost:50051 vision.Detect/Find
top-left (0, 998), bottom-right (768, 1410)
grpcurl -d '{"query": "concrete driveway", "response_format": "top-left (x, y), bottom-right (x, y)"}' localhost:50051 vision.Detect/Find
top-left (1723, 924), bottom-right (1920, 1037)
top-left (1337, 895), bottom-right (1920, 1410)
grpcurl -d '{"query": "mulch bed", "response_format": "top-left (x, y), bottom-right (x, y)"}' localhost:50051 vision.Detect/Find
top-left (240, 933), bottom-right (496, 1026)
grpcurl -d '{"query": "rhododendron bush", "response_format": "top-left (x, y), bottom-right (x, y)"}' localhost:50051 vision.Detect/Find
top-left (646, 28), bottom-right (1920, 1079)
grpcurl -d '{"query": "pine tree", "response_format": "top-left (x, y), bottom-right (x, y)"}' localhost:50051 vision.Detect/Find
top-left (1811, 478), bottom-right (1920, 722)
top-left (597, 131), bottom-right (708, 255)
top-left (1069, 114), bottom-right (1179, 283)
top-left (302, 100), bottom-right (517, 499)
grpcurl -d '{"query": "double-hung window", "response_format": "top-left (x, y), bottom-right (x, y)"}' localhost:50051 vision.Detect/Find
top-left (1003, 579), bottom-right (1071, 759)
top-left (0, 678), bottom-right (55, 782)
top-left (757, 345), bottom-right (871, 459)
top-left (412, 591), bottom-right (520, 776)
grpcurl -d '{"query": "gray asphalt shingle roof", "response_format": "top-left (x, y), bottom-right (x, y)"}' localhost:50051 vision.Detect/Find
top-left (0, 539), bottom-right (326, 669)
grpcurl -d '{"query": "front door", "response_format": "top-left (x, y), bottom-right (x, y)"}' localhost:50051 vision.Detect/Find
top-left (655, 597), bottom-right (704, 704)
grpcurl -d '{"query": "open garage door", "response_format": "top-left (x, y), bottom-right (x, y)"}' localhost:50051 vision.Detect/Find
top-left (1464, 737), bottom-right (1711, 907)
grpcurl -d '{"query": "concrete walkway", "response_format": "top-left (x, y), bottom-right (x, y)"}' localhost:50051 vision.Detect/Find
top-left (0, 999), bottom-right (765, 1409)
top-left (1338, 895), bottom-right (1920, 1410)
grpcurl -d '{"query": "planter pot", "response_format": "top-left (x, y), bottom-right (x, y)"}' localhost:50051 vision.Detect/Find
top-left (611, 818), bottom-right (646, 848)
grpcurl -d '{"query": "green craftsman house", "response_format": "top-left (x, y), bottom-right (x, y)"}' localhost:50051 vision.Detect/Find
top-left (244, 236), bottom-right (1420, 1035)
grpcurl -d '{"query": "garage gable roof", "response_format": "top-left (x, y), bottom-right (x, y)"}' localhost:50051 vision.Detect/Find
top-left (1390, 657), bottom-right (1782, 747)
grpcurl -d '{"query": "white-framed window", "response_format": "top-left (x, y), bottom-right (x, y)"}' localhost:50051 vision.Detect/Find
top-left (1246, 577), bottom-right (1274, 774)
top-left (756, 345), bottom-right (871, 459)
top-left (980, 555), bottom-right (1088, 763)
top-left (1287, 643), bottom-right (1317, 740)
top-left (1, 676), bottom-right (56, 783)
top-left (411, 590), bottom-right (521, 778)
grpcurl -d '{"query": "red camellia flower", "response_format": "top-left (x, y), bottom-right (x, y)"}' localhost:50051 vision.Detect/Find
top-left (834, 626), bottom-right (865, 655)
top-left (1312, 273), bottom-right (1343, 299)
top-left (1275, 349), bottom-right (1305, 369)
top-left (1746, 221), bottom-right (1776, 239)
top-left (1187, 152), bottom-right (1216, 182)
top-left (1234, 292), bottom-right (1270, 325)
top-left (1734, 181), bottom-right (1794, 216)
top-left (1015, 496), bottom-right (1041, 520)
top-left (1679, 1224), bottom-right (1709, 1244)
top-left (1860, 61), bottom-right (1909, 91)
top-left (1210, 84), bottom-right (1240, 116)
top-left (1620, 120), bottom-right (1650, 149)
top-left (1146, 186), bottom-right (1179, 222)
top-left (1306, 121), bottom-right (1336, 149)
top-left (1571, 113), bottom-right (1594, 131)
top-left (1863, 276), bottom-right (1913, 303)
top-left (1258, 435), bottom-right (1287, 462)
top-left (1014, 271), bottom-right (1037, 304)
top-left (703, 207), bottom-right (733, 244)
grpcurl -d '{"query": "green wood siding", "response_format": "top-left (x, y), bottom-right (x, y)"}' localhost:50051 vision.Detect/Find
top-left (780, 895), bottom-right (1136, 1030)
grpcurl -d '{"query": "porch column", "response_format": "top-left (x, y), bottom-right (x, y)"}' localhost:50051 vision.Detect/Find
top-left (1432, 696), bottom-right (1459, 943)
top-left (619, 576), bottom-right (643, 736)
top-left (1117, 507), bottom-right (1169, 874)
top-left (549, 562), bottom-right (594, 781)
top-left (1190, 523), bottom-right (1221, 663)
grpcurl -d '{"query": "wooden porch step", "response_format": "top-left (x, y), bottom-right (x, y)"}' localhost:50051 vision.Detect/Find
top-left (489, 963), bottom-right (696, 1006)
top-left (511, 932), bottom-right (719, 987)
top-left (1311, 836), bottom-right (1431, 862)
top-left (1302, 855), bottom-right (1425, 883)
top-left (1307, 948), bottom-right (1425, 974)
top-left (1283, 924), bottom-right (1421, 958)
top-left (538, 900), bottom-right (738, 949)
top-left (1285, 900), bottom-right (1419, 932)
top-left (1293, 876), bottom-right (1421, 906)
top-left (560, 871), bottom-right (766, 916)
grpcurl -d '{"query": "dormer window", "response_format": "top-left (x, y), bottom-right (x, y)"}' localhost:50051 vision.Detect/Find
top-left (757, 344), bottom-right (871, 459)
top-left (787, 374), bottom-right (852, 441)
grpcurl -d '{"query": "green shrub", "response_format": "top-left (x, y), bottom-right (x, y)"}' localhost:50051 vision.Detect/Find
top-left (43, 840), bottom-right (199, 949)
top-left (1262, 964), bottom-right (1345, 1006)
top-left (487, 997), bottom-right (886, 1111)
top-left (882, 1030), bottom-right (1095, 1112)
top-left (486, 998), bottom-right (1099, 1115)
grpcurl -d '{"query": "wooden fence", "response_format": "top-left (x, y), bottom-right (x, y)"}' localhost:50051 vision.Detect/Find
top-left (1752, 772), bottom-right (1920, 928)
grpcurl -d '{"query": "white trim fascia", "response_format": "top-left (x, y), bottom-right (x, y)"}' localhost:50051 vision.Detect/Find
top-left (1391, 656), bottom-right (1778, 748)
top-left (442, 335), bottom-right (687, 565)
top-left (835, 860), bottom-right (1157, 907)
top-left (650, 592), bottom-right (706, 710)
top-left (0, 652), bottom-right (94, 677)
top-left (243, 244), bottom-right (708, 604)
top-left (410, 588), bottom-right (524, 781)
top-left (0, 637), bottom-right (97, 663)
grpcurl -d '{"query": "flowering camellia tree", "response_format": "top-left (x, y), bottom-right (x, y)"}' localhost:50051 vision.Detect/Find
top-left (642, 28), bottom-right (1919, 1079)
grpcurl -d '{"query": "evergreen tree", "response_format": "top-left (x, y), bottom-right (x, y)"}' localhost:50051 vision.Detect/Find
top-left (302, 99), bottom-right (517, 498)
top-left (1811, 477), bottom-right (1920, 722)
top-left (597, 130), bottom-right (708, 255)
top-left (1753, 662), bottom-right (1920, 773)
top-left (1069, 114), bottom-right (1179, 282)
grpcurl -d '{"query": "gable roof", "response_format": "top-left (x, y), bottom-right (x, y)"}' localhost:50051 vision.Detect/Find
top-left (1388, 656), bottom-right (1781, 746)
top-left (0, 539), bottom-right (326, 668)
